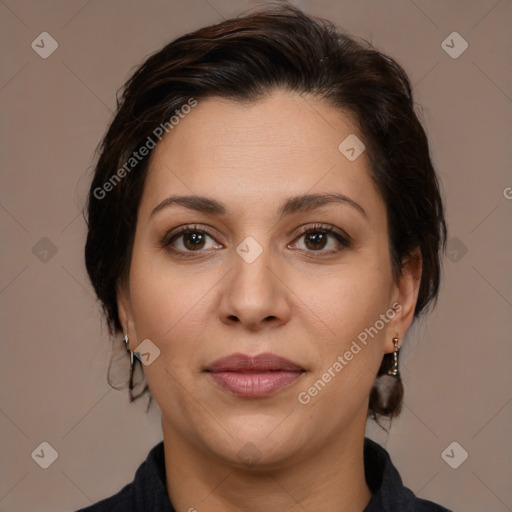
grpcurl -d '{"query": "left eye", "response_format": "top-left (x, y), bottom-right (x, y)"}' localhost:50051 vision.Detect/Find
top-left (291, 227), bottom-right (349, 253)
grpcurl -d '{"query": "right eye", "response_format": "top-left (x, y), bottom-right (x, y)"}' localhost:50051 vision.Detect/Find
top-left (161, 225), bottom-right (224, 256)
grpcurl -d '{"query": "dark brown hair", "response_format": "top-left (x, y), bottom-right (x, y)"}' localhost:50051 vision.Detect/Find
top-left (85, 4), bottom-right (446, 420)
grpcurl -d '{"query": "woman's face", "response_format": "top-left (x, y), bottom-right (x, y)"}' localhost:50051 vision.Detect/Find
top-left (118, 90), bottom-right (419, 468)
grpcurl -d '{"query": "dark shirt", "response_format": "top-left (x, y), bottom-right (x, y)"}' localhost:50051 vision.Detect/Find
top-left (75, 438), bottom-right (451, 511)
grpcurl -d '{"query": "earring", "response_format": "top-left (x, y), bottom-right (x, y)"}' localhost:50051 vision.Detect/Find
top-left (123, 334), bottom-right (141, 391)
top-left (123, 334), bottom-right (141, 362)
top-left (387, 337), bottom-right (401, 378)
top-left (369, 336), bottom-right (404, 419)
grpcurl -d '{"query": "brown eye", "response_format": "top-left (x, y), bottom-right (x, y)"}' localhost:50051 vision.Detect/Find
top-left (289, 224), bottom-right (351, 255)
top-left (183, 232), bottom-right (206, 250)
top-left (162, 226), bottom-right (223, 256)
top-left (304, 231), bottom-right (328, 250)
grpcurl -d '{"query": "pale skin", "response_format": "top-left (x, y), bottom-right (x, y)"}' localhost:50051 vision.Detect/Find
top-left (118, 90), bottom-right (422, 512)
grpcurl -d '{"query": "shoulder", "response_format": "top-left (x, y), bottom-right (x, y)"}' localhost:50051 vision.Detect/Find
top-left (74, 481), bottom-right (134, 511)
top-left (73, 441), bottom-right (173, 512)
top-left (395, 486), bottom-right (452, 512)
top-left (363, 437), bottom-right (452, 512)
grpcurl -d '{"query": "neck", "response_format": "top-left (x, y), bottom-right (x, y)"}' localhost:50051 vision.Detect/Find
top-left (162, 413), bottom-right (372, 512)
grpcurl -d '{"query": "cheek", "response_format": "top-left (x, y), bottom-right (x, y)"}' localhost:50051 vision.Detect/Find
top-left (301, 261), bottom-right (393, 341)
top-left (127, 246), bottom-right (221, 359)
top-left (294, 260), bottom-right (393, 398)
top-left (126, 254), bottom-right (211, 412)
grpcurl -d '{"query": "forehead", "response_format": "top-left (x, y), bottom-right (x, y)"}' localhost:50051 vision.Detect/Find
top-left (142, 91), bottom-right (383, 219)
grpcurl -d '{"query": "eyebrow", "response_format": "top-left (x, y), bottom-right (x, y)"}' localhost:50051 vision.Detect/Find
top-left (150, 192), bottom-right (367, 220)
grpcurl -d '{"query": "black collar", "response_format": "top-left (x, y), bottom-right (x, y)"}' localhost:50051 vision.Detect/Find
top-left (76, 437), bottom-right (450, 511)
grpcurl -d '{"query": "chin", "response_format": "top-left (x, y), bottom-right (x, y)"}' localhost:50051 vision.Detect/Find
top-left (199, 415), bottom-right (309, 469)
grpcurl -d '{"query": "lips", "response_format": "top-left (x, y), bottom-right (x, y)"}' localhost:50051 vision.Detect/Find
top-left (205, 352), bottom-right (304, 373)
top-left (204, 352), bottom-right (305, 397)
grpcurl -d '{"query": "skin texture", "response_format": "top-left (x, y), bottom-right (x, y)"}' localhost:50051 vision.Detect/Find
top-left (118, 90), bottom-right (421, 512)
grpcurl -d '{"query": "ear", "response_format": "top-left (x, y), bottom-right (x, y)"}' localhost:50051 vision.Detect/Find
top-left (116, 279), bottom-right (138, 345)
top-left (384, 249), bottom-right (422, 353)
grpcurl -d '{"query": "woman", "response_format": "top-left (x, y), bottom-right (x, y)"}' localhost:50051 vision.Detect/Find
top-left (80, 4), bottom-right (449, 511)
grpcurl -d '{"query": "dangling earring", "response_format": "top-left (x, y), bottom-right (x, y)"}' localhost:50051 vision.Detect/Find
top-left (123, 334), bottom-right (141, 391)
top-left (370, 336), bottom-right (403, 417)
top-left (122, 334), bottom-right (151, 406)
top-left (387, 337), bottom-right (401, 378)
top-left (123, 334), bottom-right (132, 364)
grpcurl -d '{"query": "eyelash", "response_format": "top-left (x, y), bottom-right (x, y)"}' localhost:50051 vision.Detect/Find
top-left (160, 223), bottom-right (351, 258)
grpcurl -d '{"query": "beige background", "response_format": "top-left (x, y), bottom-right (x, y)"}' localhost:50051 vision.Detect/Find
top-left (1, 0), bottom-right (511, 511)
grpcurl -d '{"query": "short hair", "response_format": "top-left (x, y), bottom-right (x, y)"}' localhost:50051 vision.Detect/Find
top-left (85, 4), bottom-right (447, 419)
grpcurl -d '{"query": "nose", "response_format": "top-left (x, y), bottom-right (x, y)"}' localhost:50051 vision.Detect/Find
top-left (218, 249), bottom-right (292, 331)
